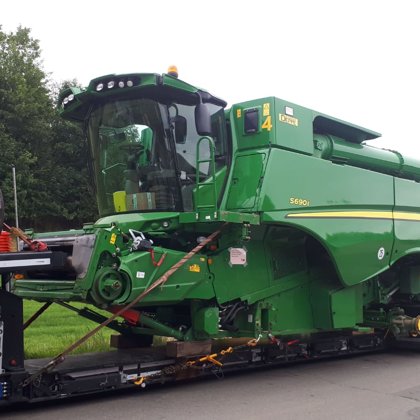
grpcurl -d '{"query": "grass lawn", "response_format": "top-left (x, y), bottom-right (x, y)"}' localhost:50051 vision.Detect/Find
top-left (23, 300), bottom-right (114, 359)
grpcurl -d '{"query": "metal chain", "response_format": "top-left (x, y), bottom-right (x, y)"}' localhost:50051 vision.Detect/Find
top-left (133, 334), bottom-right (263, 387)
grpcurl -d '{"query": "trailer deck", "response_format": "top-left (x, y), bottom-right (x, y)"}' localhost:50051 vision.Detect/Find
top-left (1, 329), bottom-right (389, 406)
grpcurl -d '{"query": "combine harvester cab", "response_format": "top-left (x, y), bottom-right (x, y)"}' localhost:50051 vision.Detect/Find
top-left (2, 67), bottom-right (420, 404)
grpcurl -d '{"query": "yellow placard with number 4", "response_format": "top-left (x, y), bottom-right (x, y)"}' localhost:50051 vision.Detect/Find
top-left (262, 115), bottom-right (272, 131)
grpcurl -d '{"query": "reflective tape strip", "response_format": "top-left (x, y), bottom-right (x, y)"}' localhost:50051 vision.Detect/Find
top-left (0, 258), bottom-right (51, 268)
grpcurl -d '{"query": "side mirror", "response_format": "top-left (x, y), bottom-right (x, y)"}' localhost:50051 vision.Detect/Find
top-left (173, 116), bottom-right (187, 144)
top-left (195, 102), bottom-right (212, 136)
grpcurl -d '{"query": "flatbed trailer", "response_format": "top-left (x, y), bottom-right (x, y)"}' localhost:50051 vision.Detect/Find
top-left (0, 288), bottom-right (395, 407)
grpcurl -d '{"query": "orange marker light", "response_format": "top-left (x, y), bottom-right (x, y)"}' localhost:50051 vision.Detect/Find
top-left (167, 65), bottom-right (178, 78)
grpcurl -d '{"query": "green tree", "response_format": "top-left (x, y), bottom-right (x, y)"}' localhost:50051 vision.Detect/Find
top-left (0, 26), bottom-right (97, 231)
top-left (0, 26), bottom-right (43, 224)
top-left (44, 96), bottom-right (97, 227)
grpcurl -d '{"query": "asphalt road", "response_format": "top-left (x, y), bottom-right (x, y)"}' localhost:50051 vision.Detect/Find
top-left (3, 350), bottom-right (420, 420)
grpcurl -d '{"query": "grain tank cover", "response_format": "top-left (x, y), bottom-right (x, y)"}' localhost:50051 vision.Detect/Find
top-left (313, 114), bottom-right (381, 144)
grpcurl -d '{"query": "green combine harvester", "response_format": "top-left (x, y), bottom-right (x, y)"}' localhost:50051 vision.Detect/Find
top-left (2, 67), bottom-right (420, 404)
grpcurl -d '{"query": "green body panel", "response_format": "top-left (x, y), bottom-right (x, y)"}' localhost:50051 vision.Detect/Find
top-left (226, 153), bottom-right (266, 210)
top-left (259, 148), bottom-right (394, 286)
top-left (192, 167), bottom-right (227, 216)
top-left (118, 250), bottom-right (214, 304)
top-left (241, 285), bottom-right (315, 336)
top-left (32, 229), bottom-right (87, 238)
top-left (311, 284), bottom-right (363, 329)
top-left (331, 286), bottom-right (363, 328)
top-left (231, 98), bottom-right (314, 155)
top-left (94, 212), bottom-right (181, 230)
top-left (274, 98), bottom-right (314, 155)
top-left (231, 98), bottom-right (274, 151)
top-left (211, 236), bottom-right (271, 304)
top-left (265, 285), bottom-right (314, 334)
top-left (192, 306), bottom-right (219, 338)
top-left (393, 177), bottom-right (420, 260)
top-left (12, 280), bottom-right (77, 300)
top-left (11, 71), bottom-right (420, 343)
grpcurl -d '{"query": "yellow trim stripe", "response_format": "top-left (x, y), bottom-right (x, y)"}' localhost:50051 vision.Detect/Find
top-left (286, 211), bottom-right (420, 222)
top-left (393, 212), bottom-right (420, 221)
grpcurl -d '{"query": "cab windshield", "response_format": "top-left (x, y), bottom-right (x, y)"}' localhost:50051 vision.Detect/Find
top-left (88, 98), bottom-right (226, 216)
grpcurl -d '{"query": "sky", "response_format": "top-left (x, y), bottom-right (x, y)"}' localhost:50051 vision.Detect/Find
top-left (2, 0), bottom-right (420, 157)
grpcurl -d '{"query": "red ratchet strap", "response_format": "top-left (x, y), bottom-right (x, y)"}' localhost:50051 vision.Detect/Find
top-left (149, 249), bottom-right (166, 267)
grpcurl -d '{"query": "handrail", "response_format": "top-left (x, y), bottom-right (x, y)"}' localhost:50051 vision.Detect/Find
top-left (195, 136), bottom-right (218, 218)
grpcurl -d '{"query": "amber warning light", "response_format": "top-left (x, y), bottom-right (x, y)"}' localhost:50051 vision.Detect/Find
top-left (167, 65), bottom-right (178, 78)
